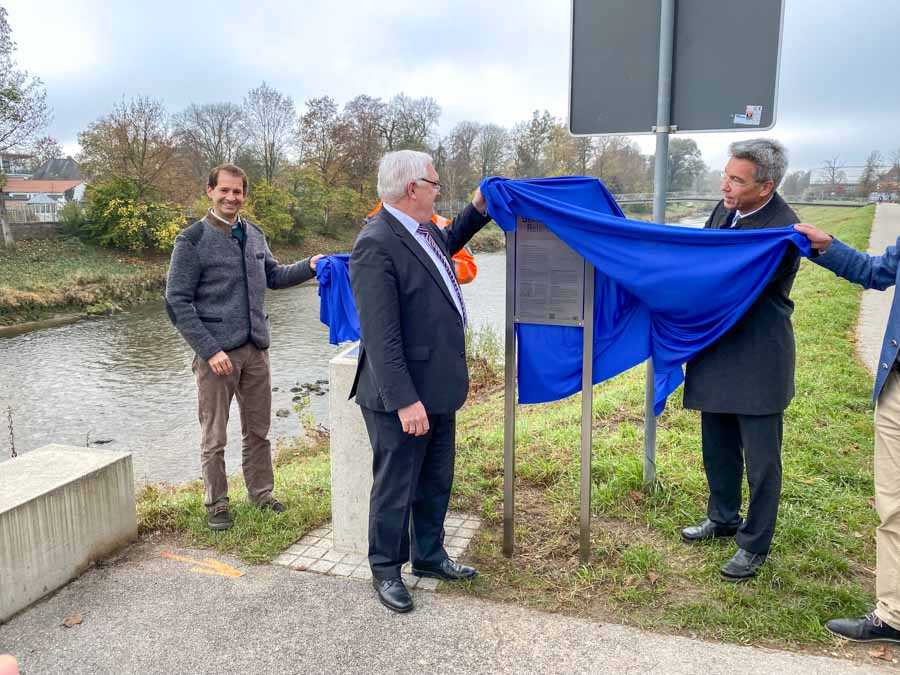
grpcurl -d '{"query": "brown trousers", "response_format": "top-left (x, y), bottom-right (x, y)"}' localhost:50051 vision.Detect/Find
top-left (193, 343), bottom-right (274, 510)
top-left (875, 369), bottom-right (900, 629)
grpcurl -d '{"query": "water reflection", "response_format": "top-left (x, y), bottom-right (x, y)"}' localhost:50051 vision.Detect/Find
top-left (0, 253), bottom-right (507, 484)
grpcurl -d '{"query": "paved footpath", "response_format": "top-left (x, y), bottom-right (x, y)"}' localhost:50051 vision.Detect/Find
top-left (855, 203), bottom-right (899, 374)
top-left (0, 541), bottom-right (889, 674)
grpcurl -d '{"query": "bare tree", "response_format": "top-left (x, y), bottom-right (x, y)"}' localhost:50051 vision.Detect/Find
top-left (297, 96), bottom-right (349, 186)
top-left (474, 124), bottom-right (508, 179)
top-left (571, 136), bottom-right (594, 176)
top-left (821, 156), bottom-right (847, 193)
top-left (858, 150), bottom-right (883, 198)
top-left (28, 135), bottom-right (63, 170)
top-left (242, 82), bottom-right (296, 183)
top-left (512, 110), bottom-right (554, 177)
top-left (0, 7), bottom-right (51, 155)
top-left (77, 96), bottom-right (191, 202)
top-left (442, 121), bottom-right (481, 199)
top-left (341, 95), bottom-right (386, 191)
top-left (378, 94), bottom-right (440, 151)
top-left (174, 102), bottom-right (244, 179)
top-left (592, 136), bottom-right (651, 193)
top-left (0, 7), bottom-right (52, 246)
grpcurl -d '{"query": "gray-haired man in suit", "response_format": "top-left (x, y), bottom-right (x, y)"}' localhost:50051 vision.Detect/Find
top-left (681, 139), bottom-right (800, 580)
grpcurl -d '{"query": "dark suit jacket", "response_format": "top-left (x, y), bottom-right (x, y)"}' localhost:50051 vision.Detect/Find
top-left (348, 204), bottom-right (490, 414)
top-left (683, 192), bottom-right (800, 414)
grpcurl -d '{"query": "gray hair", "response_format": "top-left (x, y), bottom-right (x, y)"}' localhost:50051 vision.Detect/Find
top-left (729, 138), bottom-right (788, 187)
top-left (377, 150), bottom-right (434, 203)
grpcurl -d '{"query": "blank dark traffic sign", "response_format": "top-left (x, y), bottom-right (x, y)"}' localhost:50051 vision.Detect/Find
top-left (569, 0), bottom-right (784, 135)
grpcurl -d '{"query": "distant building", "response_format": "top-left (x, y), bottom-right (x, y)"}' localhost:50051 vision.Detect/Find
top-left (30, 157), bottom-right (81, 181)
top-left (3, 178), bottom-right (83, 202)
top-left (0, 153), bottom-right (33, 178)
top-left (3, 178), bottom-right (85, 221)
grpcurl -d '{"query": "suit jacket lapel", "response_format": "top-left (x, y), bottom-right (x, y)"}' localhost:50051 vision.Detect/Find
top-left (379, 210), bottom-right (459, 311)
top-left (706, 202), bottom-right (735, 230)
top-left (731, 193), bottom-right (787, 230)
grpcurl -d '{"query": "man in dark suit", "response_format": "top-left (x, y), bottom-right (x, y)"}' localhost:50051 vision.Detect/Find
top-left (349, 150), bottom-right (491, 612)
top-left (681, 139), bottom-right (800, 580)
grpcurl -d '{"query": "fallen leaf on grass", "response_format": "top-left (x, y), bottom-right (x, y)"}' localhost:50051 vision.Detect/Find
top-left (869, 497), bottom-right (877, 509)
top-left (647, 572), bottom-right (659, 584)
top-left (868, 645), bottom-right (893, 661)
top-left (628, 490), bottom-right (643, 503)
top-left (62, 612), bottom-right (82, 628)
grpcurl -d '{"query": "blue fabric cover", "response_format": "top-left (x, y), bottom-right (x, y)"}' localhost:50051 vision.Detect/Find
top-left (316, 254), bottom-right (360, 345)
top-left (479, 176), bottom-right (812, 414)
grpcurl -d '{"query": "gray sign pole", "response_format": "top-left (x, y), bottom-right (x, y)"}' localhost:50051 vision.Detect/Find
top-left (579, 261), bottom-right (595, 563)
top-left (643, 0), bottom-right (675, 490)
top-left (503, 231), bottom-right (517, 557)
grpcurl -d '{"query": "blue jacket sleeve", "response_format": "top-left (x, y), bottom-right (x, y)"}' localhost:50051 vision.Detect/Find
top-left (814, 236), bottom-right (900, 291)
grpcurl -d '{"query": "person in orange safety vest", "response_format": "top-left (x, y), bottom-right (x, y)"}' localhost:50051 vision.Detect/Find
top-left (366, 201), bottom-right (478, 284)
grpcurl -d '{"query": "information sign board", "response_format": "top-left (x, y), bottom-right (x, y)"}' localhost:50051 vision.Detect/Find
top-left (514, 218), bottom-right (585, 326)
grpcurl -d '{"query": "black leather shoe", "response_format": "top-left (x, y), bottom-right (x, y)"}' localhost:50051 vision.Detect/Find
top-left (720, 548), bottom-right (767, 580)
top-left (826, 612), bottom-right (900, 643)
top-left (412, 558), bottom-right (477, 581)
top-left (207, 505), bottom-right (233, 531)
top-left (259, 498), bottom-right (286, 513)
top-left (681, 518), bottom-right (739, 543)
top-left (372, 577), bottom-right (413, 613)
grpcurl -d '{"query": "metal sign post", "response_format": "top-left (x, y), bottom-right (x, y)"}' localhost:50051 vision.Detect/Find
top-left (503, 230), bottom-right (517, 558)
top-left (503, 219), bottom-right (595, 563)
top-left (578, 263), bottom-right (595, 562)
top-left (643, 0), bottom-right (675, 490)
top-left (569, 0), bottom-right (784, 489)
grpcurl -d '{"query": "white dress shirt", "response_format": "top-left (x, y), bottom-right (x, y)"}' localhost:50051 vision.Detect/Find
top-left (731, 195), bottom-right (774, 227)
top-left (382, 202), bottom-right (464, 318)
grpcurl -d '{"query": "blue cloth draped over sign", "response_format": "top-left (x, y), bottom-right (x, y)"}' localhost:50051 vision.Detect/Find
top-left (479, 176), bottom-right (812, 414)
top-left (316, 254), bottom-right (360, 345)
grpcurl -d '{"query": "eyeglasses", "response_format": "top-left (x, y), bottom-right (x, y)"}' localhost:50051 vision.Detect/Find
top-left (722, 175), bottom-right (756, 188)
top-left (417, 177), bottom-right (442, 190)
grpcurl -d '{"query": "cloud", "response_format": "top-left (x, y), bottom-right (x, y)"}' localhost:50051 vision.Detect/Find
top-left (3, 0), bottom-right (899, 172)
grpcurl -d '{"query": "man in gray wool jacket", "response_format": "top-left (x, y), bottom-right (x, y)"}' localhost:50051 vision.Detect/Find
top-left (166, 163), bottom-right (322, 531)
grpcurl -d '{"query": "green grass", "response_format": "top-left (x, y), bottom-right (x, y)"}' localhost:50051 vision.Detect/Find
top-left (136, 204), bottom-right (880, 649)
top-left (448, 204), bottom-right (879, 647)
top-left (137, 436), bottom-right (332, 564)
top-left (0, 231), bottom-right (358, 327)
top-left (0, 238), bottom-right (169, 325)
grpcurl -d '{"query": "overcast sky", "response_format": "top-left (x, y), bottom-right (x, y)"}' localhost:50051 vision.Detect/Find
top-left (5, 0), bottom-right (899, 174)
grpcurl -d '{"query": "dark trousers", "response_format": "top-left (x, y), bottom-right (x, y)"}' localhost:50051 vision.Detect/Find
top-left (360, 407), bottom-right (455, 580)
top-left (701, 411), bottom-right (783, 555)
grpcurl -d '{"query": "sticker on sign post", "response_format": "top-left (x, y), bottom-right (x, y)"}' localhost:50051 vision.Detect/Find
top-left (733, 105), bottom-right (763, 126)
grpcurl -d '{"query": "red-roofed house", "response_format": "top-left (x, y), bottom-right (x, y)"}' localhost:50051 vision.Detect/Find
top-left (3, 178), bottom-right (85, 222)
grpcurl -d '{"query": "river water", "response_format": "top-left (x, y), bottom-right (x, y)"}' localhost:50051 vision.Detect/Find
top-left (0, 253), bottom-right (508, 484)
top-left (0, 215), bottom-right (704, 484)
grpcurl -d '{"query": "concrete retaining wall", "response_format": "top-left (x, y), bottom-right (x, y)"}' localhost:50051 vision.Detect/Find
top-left (0, 444), bottom-right (137, 623)
top-left (328, 343), bottom-right (373, 555)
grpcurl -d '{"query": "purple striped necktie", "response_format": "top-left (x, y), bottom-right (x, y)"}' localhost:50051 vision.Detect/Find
top-left (416, 223), bottom-right (468, 326)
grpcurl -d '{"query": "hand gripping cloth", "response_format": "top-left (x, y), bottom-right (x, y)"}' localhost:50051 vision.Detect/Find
top-left (479, 176), bottom-right (811, 414)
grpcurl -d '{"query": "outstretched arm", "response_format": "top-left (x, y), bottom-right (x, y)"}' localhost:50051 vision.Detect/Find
top-left (794, 224), bottom-right (899, 291)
